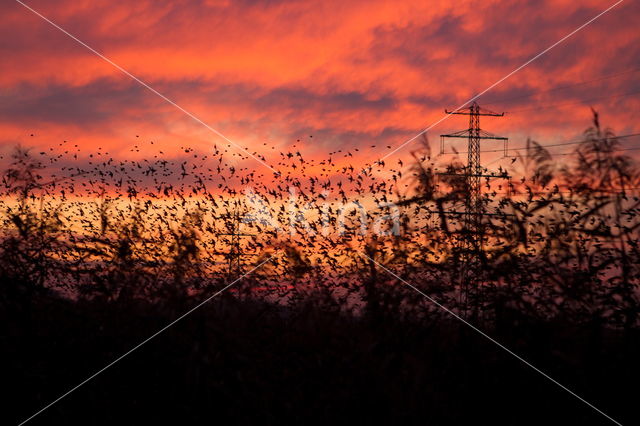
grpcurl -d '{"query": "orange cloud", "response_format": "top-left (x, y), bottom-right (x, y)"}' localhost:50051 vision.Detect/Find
top-left (1, 0), bottom-right (638, 174)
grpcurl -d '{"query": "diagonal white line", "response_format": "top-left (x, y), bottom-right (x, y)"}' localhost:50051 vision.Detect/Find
top-left (378, 0), bottom-right (625, 163)
top-left (361, 253), bottom-right (623, 426)
top-left (15, 0), bottom-right (278, 175)
top-left (18, 255), bottom-right (277, 426)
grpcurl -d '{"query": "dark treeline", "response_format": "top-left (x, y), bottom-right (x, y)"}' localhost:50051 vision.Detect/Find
top-left (2, 111), bottom-right (639, 424)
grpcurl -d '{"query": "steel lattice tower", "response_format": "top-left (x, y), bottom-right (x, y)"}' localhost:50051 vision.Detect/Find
top-left (215, 207), bottom-right (255, 277)
top-left (439, 101), bottom-right (508, 317)
top-left (440, 101), bottom-right (507, 250)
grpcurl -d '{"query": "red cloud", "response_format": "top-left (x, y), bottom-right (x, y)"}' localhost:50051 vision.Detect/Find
top-left (1, 0), bottom-right (638, 171)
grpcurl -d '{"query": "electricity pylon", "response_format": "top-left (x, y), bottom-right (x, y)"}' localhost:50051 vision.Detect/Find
top-left (215, 207), bottom-right (255, 277)
top-left (439, 101), bottom-right (509, 317)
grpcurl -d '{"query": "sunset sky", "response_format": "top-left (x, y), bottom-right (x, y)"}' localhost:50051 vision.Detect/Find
top-left (1, 0), bottom-right (639, 173)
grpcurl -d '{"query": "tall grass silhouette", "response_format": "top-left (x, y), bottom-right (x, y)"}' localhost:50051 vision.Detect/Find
top-left (1, 110), bottom-right (639, 425)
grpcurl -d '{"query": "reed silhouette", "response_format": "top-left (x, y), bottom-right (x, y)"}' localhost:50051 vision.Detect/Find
top-left (1, 110), bottom-right (639, 425)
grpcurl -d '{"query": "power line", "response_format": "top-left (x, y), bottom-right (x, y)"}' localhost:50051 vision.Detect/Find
top-left (506, 88), bottom-right (640, 113)
top-left (516, 145), bottom-right (640, 158)
top-left (481, 64), bottom-right (640, 106)
top-left (441, 132), bottom-right (640, 155)
top-left (497, 187), bottom-right (640, 195)
top-left (509, 132), bottom-right (640, 151)
top-left (484, 145), bottom-right (640, 170)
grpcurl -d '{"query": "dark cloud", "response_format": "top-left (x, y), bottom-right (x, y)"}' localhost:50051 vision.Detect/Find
top-left (0, 79), bottom-right (154, 125)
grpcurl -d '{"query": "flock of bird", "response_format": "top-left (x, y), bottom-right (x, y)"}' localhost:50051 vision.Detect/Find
top-left (1, 125), bottom-right (639, 322)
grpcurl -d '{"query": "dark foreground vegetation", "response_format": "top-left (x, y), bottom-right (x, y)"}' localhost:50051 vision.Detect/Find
top-left (2, 111), bottom-right (640, 424)
top-left (3, 289), bottom-right (640, 425)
